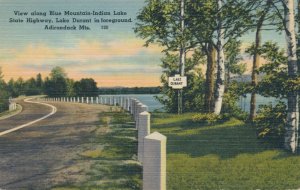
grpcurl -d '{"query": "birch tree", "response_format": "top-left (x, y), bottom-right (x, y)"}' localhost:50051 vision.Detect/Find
top-left (204, 43), bottom-right (216, 113)
top-left (136, 0), bottom-right (254, 114)
top-left (270, 0), bottom-right (300, 152)
top-left (135, 0), bottom-right (200, 113)
top-left (214, 0), bottom-right (226, 114)
top-left (282, 0), bottom-right (299, 152)
top-left (187, 1), bottom-right (217, 113)
top-left (188, 0), bottom-right (254, 114)
top-left (248, 0), bottom-right (273, 121)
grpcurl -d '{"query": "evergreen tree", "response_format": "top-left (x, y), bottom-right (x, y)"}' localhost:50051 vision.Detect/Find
top-left (44, 67), bottom-right (68, 97)
top-left (36, 73), bottom-right (44, 94)
top-left (0, 67), bottom-right (9, 112)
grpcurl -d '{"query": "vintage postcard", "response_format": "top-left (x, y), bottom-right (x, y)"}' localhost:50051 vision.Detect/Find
top-left (0, 0), bottom-right (299, 189)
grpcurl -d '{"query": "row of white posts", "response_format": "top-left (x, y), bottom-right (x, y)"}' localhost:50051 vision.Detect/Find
top-left (9, 102), bottom-right (17, 111)
top-left (40, 96), bottom-right (167, 190)
top-left (40, 96), bottom-right (129, 107)
top-left (128, 98), bottom-right (167, 190)
top-left (8, 97), bottom-right (17, 111)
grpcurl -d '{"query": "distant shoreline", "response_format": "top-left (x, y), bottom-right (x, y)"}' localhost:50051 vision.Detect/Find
top-left (98, 86), bottom-right (161, 95)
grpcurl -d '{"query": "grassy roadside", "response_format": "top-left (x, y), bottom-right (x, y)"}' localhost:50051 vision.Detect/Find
top-left (52, 109), bottom-right (142, 190)
top-left (151, 113), bottom-right (300, 190)
top-left (0, 104), bottom-right (22, 120)
top-left (49, 109), bottom-right (300, 189)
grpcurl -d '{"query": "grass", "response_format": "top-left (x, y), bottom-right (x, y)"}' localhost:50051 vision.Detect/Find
top-left (52, 110), bottom-right (142, 190)
top-left (0, 104), bottom-right (22, 119)
top-left (51, 109), bottom-right (300, 189)
top-left (151, 112), bottom-right (300, 190)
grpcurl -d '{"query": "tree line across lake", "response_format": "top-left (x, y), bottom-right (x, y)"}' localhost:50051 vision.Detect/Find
top-left (0, 66), bottom-right (160, 113)
top-left (99, 87), bottom-right (160, 95)
top-left (0, 66), bottom-right (99, 112)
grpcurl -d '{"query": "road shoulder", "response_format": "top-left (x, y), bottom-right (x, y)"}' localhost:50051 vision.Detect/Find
top-left (0, 104), bottom-right (23, 121)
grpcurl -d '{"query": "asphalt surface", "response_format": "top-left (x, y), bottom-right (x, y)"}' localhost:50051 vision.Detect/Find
top-left (0, 99), bottom-right (52, 132)
top-left (0, 98), bottom-right (110, 190)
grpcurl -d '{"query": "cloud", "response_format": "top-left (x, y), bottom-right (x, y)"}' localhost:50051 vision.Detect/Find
top-left (0, 38), bottom-right (162, 66)
top-left (81, 63), bottom-right (162, 75)
top-left (92, 73), bottom-right (161, 87)
top-left (0, 38), bottom-right (163, 86)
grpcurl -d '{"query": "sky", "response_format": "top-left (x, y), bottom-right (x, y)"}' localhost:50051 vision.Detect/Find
top-left (0, 0), bottom-right (287, 87)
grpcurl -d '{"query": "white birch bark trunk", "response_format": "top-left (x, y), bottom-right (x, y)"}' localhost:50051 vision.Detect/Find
top-left (283, 0), bottom-right (299, 153)
top-left (180, 0), bottom-right (185, 77)
top-left (214, 0), bottom-right (225, 115)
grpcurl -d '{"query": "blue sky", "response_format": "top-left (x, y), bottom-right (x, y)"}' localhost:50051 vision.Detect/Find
top-left (0, 0), bottom-right (164, 87)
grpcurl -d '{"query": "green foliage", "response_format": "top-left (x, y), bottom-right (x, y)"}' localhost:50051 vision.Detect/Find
top-left (135, 0), bottom-right (191, 51)
top-left (224, 38), bottom-right (246, 84)
top-left (66, 79), bottom-right (75, 97)
top-left (44, 75), bottom-right (68, 97)
top-left (36, 73), bottom-right (43, 89)
top-left (0, 90), bottom-right (9, 113)
top-left (44, 66), bottom-right (70, 97)
top-left (192, 81), bottom-right (248, 123)
top-left (246, 41), bottom-right (291, 98)
top-left (23, 77), bottom-right (44, 96)
top-left (156, 52), bottom-right (206, 113)
top-left (7, 74), bottom-right (44, 97)
top-left (254, 102), bottom-right (286, 146)
top-left (44, 67), bottom-right (77, 97)
top-left (13, 77), bottom-right (25, 96)
top-left (187, 0), bottom-right (254, 43)
top-left (136, 0), bottom-right (253, 50)
top-left (136, 0), bottom-right (253, 114)
top-left (0, 67), bottom-right (9, 112)
top-left (246, 42), bottom-right (294, 147)
top-left (4, 66), bottom-right (99, 98)
top-left (222, 81), bottom-right (248, 120)
top-left (74, 78), bottom-right (98, 97)
top-left (50, 66), bottom-right (67, 80)
top-left (192, 113), bottom-right (221, 124)
top-left (24, 78), bottom-right (38, 95)
top-left (7, 79), bottom-right (17, 97)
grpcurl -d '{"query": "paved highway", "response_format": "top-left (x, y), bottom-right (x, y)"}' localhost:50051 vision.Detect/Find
top-left (0, 98), bottom-right (109, 190)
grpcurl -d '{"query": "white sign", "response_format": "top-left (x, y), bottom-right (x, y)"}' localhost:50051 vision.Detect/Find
top-left (168, 74), bottom-right (187, 89)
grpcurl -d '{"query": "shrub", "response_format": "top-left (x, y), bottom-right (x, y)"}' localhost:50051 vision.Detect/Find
top-left (0, 83), bottom-right (9, 113)
top-left (192, 113), bottom-right (221, 125)
top-left (222, 81), bottom-right (248, 120)
top-left (253, 101), bottom-right (286, 145)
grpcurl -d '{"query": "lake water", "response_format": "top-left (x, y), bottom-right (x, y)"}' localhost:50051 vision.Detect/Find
top-left (238, 94), bottom-right (285, 113)
top-left (99, 94), bottom-right (164, 112)
top-left (100, 94), bottom-right (284, 113)
top-left (127, 94), bottom-right (164, 111)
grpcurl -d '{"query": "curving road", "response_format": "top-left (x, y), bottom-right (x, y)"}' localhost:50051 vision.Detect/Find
top-left (0, 98), bottom-right (57, 137)
top-left (0, 98), bottom-right (110, 190)
top-left (0, 98), bottom-right (53, 133)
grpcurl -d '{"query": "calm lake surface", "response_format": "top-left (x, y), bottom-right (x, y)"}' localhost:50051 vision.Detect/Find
top-left (99, 94), bottom-right (164, 112)
top-left (99, 94), bottom-right (284, 113)
top-left (238, 94), bottom-right (285, 113)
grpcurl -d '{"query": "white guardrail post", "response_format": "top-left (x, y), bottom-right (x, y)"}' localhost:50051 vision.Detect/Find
top-left (138, 111), bottom-right (150, 163)
top-left (143, 132), bottom-right (167, 190)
